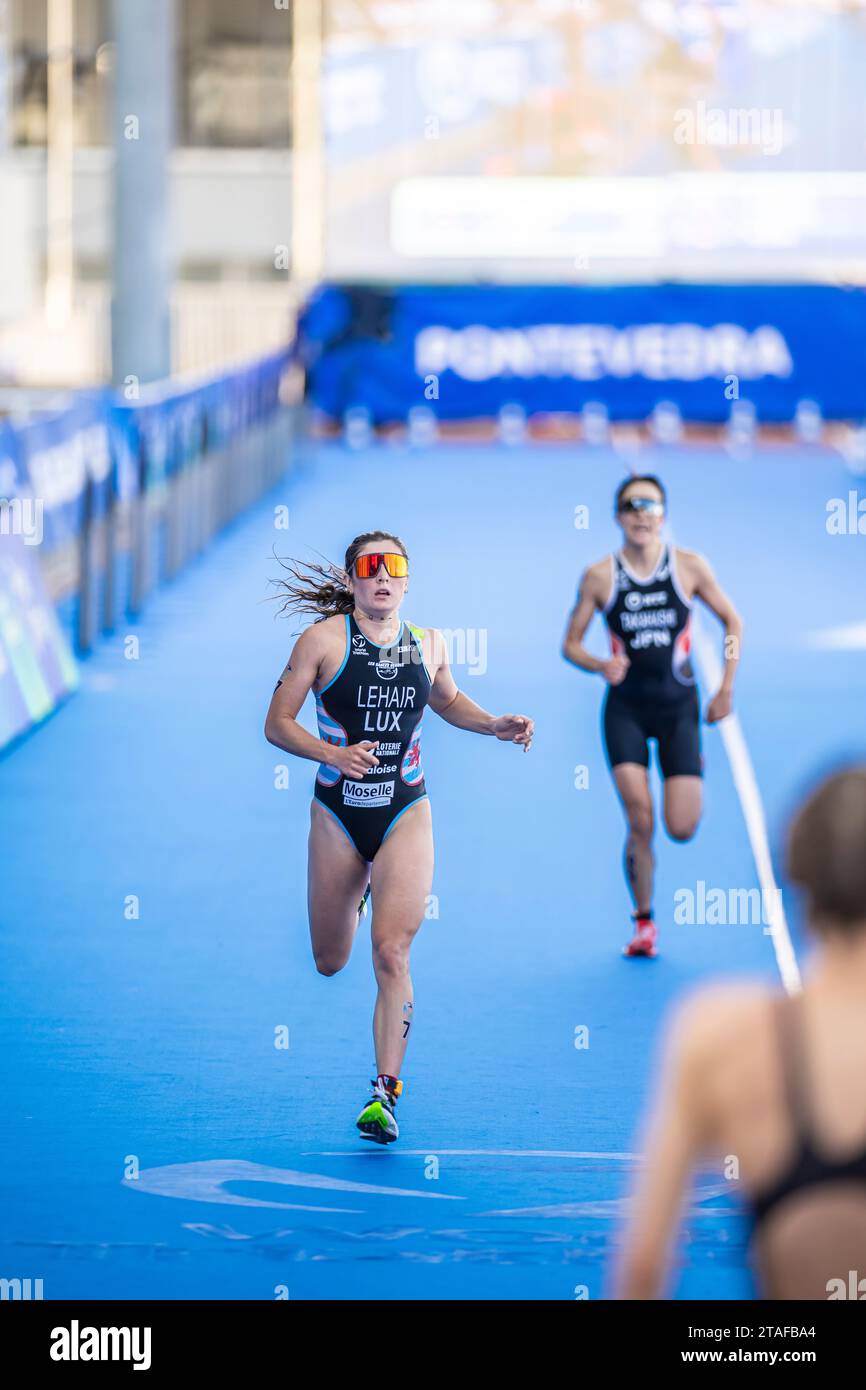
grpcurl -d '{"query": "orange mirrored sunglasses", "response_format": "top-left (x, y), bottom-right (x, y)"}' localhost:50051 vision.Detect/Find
top-left (353, 552), bottom-right (409, 580)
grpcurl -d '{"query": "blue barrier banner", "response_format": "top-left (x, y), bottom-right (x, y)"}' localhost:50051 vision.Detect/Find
top-left (105, 346), bottom-right (291, 499)
top-left (302, 284), bottom-right (866, 424)
top-left (0, 345), bottom-right (292, 752)
top-left (15, 393), bottom-right (113, 549)
top-left (106, 404), bottom-right (141, 503)
top-left (0, 421), bottom-right (24, 511)
top-left (0, 452), bottom-right (79, 750)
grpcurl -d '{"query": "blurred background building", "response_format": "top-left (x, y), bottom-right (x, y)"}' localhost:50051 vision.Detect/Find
top-left (2, 0), bottom-right (866, 392)
top-left (0, 0), bottom-right (293, 388)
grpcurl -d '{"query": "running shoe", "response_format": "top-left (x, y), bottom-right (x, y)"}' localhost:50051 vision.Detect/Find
top-left (624, 913), bottom-right (658, 958)
top-left (356, 1077), bottom-right (402, 1144)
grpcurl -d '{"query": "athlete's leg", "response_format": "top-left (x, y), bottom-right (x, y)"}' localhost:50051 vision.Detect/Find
top-left (368, 798), bottom-right (434, 1079)
top-left (612, 763), bottom-right (655, 918)
top-left (307, 799), bottom-right (371, 975)
top-left (663, 777), bottom-right (702, 842)
top-left (659, 695), bottom-right (703, 841)
top-left (603, 692), bottom-right (654, 916)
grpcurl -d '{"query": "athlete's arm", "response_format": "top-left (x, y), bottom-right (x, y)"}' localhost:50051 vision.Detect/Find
top-left (614, 994), bottom-right (718, 1299)
top-left (264, 625), bottom-right (379, 776)
top-left (426, 629), bottom-right (534, 751)
top-left (562, 563), bottom-right (629, 684)
top-left (687, 552), bottom-right (743, 723)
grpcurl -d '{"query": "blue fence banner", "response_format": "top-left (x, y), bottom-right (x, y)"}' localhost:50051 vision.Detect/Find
top-left (0, 421), bottom-right (24, 510)
top-left (4, 347), bottom-right (293, 554)
top-left (14, 393), bottom-right (113, 549)
top-left (300, 283), bottom-right (866, 424)
top-left (0, 345), bottom-right (293, 753)
top-left (0, 448), bottom-right (79, 749)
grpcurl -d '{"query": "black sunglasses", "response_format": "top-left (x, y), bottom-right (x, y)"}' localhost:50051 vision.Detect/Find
top-left (619, 497), bottom-right (664, 516)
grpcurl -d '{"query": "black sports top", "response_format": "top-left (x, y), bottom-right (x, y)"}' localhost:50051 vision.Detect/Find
top-left (750, 993), bottom-right (866, 1229)
top-left (602, 543), bottom-right (695, 706)
top-left (312, 612), bottom-right (432, 862)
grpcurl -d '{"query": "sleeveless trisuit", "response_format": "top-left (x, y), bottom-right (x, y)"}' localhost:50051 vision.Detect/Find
top-left (601, 544), bottom-right (702, 778)
top-left (749, 992), bottom-right (866, 1298)
top-left (313, 613), bottom-right (432, 862)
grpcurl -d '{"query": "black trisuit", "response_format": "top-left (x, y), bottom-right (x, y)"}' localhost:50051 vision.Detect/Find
top-left (601, 544), bottom-right (702, 779)
top-left (313, 613), bottom-right (432, 862)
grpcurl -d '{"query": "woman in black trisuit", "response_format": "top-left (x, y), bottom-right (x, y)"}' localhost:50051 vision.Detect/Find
top-left (562, 475), bottom-right (742, 957)
top-left (616, 766), bottom-right (866, 1299)
top-left (265, 530), bottom-right (534, 1143)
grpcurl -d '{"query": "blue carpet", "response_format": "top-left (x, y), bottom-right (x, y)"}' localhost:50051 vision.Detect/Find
top-left (2, 437), bottom-right (863, 1298)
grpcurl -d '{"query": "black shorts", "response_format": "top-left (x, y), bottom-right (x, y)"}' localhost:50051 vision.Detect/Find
top-left (602, 688), bottom-right (703, 780)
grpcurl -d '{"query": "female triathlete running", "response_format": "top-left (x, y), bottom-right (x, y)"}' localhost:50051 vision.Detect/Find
top-left (265, 530), bottom-right (534, 1141)
top-left (562, 475), bottom-right (742, 957)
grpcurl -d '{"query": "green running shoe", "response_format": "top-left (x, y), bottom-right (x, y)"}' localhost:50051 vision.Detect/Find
top-left (356, 1076), bottom-right (402, 1144)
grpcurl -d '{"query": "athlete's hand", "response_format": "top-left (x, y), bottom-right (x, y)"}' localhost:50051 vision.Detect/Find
top-left (335, 740), bottom-right (380, 776)
top-left (706, 689), bottom-right (733, 724)
top-left (601, 654), bottom-right (630, 685)
top-left (491, 714), bottom-right (534, 753)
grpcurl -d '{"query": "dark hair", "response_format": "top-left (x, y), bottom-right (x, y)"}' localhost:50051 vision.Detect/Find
top-left (270, 531), bottom-right (408, 621)
top-left (787, 767), bottom-right (866, 932)
top-left (614, 475), bottom-right (667, 512)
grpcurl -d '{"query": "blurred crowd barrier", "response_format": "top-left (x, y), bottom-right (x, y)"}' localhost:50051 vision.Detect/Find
top-left (0, 344), bottom-right (296, 753)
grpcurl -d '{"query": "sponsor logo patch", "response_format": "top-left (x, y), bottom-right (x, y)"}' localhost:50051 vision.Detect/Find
top-left (625, 588), bottom-right (668, 611)
top-left (343, 779), bottom-right (395, 807)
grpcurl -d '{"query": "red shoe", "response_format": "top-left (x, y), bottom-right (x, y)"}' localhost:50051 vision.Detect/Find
top-left (624, 913), bottom-right (658, 958)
